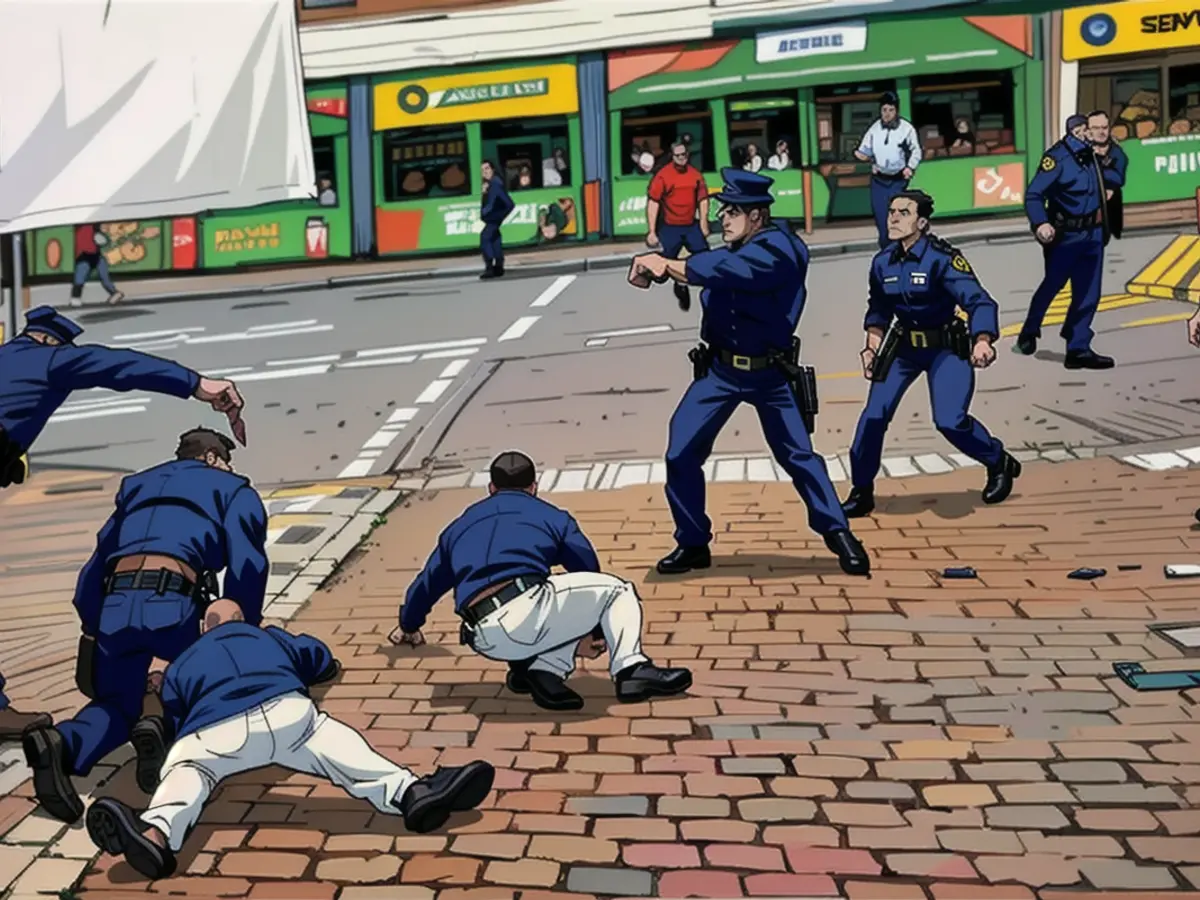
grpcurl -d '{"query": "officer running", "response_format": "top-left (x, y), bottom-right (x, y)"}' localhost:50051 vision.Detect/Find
top-left (23, 428), bottom-right (270, 824)
top-left (1016, 115), bottom-right (1114, 369)
top-left (628, 168), bottom-right (870, 577)
top-left (842, 190), bottom-right (1020, 517)
top-left (0, 306), bottom-right (247, 490)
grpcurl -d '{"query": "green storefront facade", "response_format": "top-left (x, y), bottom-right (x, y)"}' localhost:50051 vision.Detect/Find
top-left (607, 16), bottom-right (1044, 236)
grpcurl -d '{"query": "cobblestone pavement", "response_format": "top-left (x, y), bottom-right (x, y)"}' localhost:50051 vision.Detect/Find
top-left (38, 455), bottom-right (1199, 900)
top-left (0, 467), bottom-right (401, 898)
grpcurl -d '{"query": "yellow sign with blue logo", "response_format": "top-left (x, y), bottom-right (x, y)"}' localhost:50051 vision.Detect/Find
top-left (373, 64), bottom-right (579, 130)
top-left (1064, 1), bottom-right (1200, 61)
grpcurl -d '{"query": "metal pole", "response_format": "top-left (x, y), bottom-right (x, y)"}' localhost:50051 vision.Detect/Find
top-left (11, 233), bottom-right (24, 327)
top-left (0, 234), bottom-right (13, 343)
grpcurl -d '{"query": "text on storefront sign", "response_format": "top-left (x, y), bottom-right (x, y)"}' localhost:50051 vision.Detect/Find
top-left (1064, 1), bottom-right (1200, 60)
top-left (1140, 9), bottom-right (1200, 32)
top-left (213, 222), bottom-right (280, 253)
top-left (756, 21), bottom-right (868, 64)
top-left (440, 79), bottom-right (548, 107)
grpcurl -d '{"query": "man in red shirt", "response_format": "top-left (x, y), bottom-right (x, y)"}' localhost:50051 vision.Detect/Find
top-left (70, 224), bottom-right (124, 307)
top-left (646, 142), bottom-right (710, 311)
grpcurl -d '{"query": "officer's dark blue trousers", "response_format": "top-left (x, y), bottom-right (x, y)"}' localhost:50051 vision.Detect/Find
top-left (0, 670), bottom-right (9, 710)
top-left (480, 223), bottom-right (504, 268)
top-left (56, 589), bottom-right (199, 776)
top-left (665, 361), bottom-right (848, 546)
top-left (1021, 229), bottom-right (1104, 353)
top-left (659, 223), bottom-right (707, 260)
top-left (850, 347), bottom-right (1004, 488)
top-left (870, 174), bottom-right (909, 249)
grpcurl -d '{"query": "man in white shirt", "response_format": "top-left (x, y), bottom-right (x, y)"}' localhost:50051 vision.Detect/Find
top-left (855, 91), bottom-right (922, 249)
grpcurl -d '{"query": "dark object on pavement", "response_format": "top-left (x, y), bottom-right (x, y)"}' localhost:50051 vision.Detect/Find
top-left (1068, 567), bottom-right (1106, 580)
top-left (1113, 661), bottom-right (1200, 691)
top-left (87, 797), bottom-right (177, 880)
top-left (942, 567), bottom-right (977, 579)
top-left (1117, 564), bottom-right (1142, 571)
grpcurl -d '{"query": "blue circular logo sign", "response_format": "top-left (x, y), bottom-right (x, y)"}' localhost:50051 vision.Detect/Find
top-left (1080, 13), bottom-right (1116, 47)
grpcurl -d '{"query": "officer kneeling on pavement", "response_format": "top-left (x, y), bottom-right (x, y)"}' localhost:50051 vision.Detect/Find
top-left (843, 190), bottom-right (1020, 517)
top-left (628, 167), bottom-right (869, 577)
top-left (392, 451), bottom-right (692, 712)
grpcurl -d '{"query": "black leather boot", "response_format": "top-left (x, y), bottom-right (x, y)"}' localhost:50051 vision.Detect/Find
top-left (656, 545), bottom-right (711, 575)
top-left (982, 452), bottom-right (1022, 505)
top-left (841, 486), bottom-right (875, 518)
top-left (824, 529), bottom-right (870, 576)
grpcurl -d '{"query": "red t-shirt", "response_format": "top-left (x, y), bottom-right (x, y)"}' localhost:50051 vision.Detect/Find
top-left (75, 225), bottom-right (98, 255)
top-left (647, 164), bottom-right (708, 226)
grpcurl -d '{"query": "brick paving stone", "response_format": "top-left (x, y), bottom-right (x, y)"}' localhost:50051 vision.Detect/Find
top-left (218, 851), bottom-right (311, 879)
top-left (822, 802), bottom-right (906, 826)
top-left (247, 883), bottom-right (338, 899)
top-left (1129, 836), bottom-right (1200, 863)
top-left (1075, 808), bottom-right (1161, 832)
top-left (738, 797), bottom-right (818, 822)
top-left (974, 854), bottom-right (1081, 887)
top-left (482, 858), bottom-right (560, 888)
top-left (886, 853), bottom-right (978, 879)
top-left (622, 842), bottom-right (701, 868)
top-left (1157, 810), bottom-right (1200, 834)
top-left (844, 880), bottom-right (929, 899)
top-left (703, 843), bottom-right (786, 871)
top-left (565, 866), bottom-right (654, 896)
top-left (846, 781), bottom-right (918, 801)
top-left (658, 869), bottom-right (744, 898)
top-left (1049, 761), bottom-right (1128, 782)
top-left (985, 806), bottom-right (1070, 829)
top-left (564, 795), bottom-right (649, 817)
top-left (400, 856), bottom-right (482, 884)
top-left (744, 873), bottom-right (840, 896)
top-left (938, 829), bottom-right (1024, 854)
top-left (528, 835), bottom-right (619, 864)
top-left (922, 784), bottom-right (996, 808)
top-left (929, 886), bottom-right (1035, 899)
top-left (1078, 858), bottom-right (1178, 889)
top-left (451, 834), bottom-right (530, 859)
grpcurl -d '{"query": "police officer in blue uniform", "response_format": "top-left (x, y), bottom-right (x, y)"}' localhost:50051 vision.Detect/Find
top-left (1016, 116), bottom-right (1114, 369)
top-left (628, 168), bottom-right (870, 577)
top-left (480, 160), bottom-right (515, 280)
top-left (1088, 110), bottom-right (1127, 240)
top-left (0, 306), bottom-right (247, 489)
top-left (842, 190), bottom-right (1020, 517)
top-left (23, 428), bottom-right (270, 824)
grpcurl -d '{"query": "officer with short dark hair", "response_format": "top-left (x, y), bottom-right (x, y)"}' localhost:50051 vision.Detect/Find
top-left (23, 427), bottom-right (269, 825)
top-left (628, 168), bottom-right (869, 577)
top-left (480, 160), bottom-right (515, 279)
top-left (1088, 110), bottom-right (1127, 240)
top-left (843, 190), bottom-right (1019, 517)
top-left (1065, 113), bottom-right (1088, 141)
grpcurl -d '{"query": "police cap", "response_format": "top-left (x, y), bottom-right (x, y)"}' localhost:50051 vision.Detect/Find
top-left (23, 305), bottom-right (83, 343)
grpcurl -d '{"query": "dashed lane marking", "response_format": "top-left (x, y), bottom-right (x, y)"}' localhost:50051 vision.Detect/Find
top-left (498, 315), bottom-right (540, 342)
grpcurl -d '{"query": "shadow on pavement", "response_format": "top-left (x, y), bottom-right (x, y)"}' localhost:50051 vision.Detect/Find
top-left (642, 553), bottom-right (844, 581)
top-left (880, 489), bottom-right (988, 519)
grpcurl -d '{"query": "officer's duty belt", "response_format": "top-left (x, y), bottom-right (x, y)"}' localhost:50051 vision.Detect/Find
top-left (104, 569), bottom-right (197, 598)
top-left (460, 576), bottom-right (547, 627)
top-left (902, 328), bottom-right (950, 350)
top-left (1054, 210), bottom-right (1101, 231)
top-left (714, 348), bottom-right (774, 372)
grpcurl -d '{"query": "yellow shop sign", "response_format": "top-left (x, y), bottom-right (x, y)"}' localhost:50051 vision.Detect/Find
top-left (1064, 0), bottom-right (1200, 60)
top-left (374, 64), bottom-right (578, 130)
top-left (213, 221), bottom-right (281, 253)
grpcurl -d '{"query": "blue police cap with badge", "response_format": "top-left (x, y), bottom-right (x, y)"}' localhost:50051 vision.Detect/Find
top-left (24, 306), bottom-right (83, 343)
top-left (713, 168), bottom-right (775, 207)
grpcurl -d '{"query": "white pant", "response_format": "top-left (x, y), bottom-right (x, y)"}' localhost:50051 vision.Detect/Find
top-left (141, 692), bottom-right (416, 851)
top-left (470, 571), bottom-right (650, 680)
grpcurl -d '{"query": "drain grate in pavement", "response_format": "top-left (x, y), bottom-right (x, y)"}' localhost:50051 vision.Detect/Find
top-left (275, 525), bottom-right (325, 545)
top-left (337, 487), bottom-right (374, 500)
top-left (270, 562), bottom-right (301, 576)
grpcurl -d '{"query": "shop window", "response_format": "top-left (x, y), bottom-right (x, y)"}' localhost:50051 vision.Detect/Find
top-left (380, 125), bottom-right (471, 202)
top-left (911, 70), bottom-right (1015, 158)
top-left (727, 95), bottom-right (799, 172)
top-left (620, 101), bottom-right (714, 175)
top-left (480, 116), bottom-right (571, 192)
top-left (1168, 63), bottom-right (1200, 135)
top-left (813, 82), bottom-right (896, 163)
top-left (312, 136), bottom-right (338, 207)
top-left (1078, 69), bottom-right (1163, 140)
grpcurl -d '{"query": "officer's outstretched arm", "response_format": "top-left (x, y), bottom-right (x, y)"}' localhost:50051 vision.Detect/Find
top-left (47, 344), bottom-right (200, 399)
top-left (685, 244), bottom-right (785, 292)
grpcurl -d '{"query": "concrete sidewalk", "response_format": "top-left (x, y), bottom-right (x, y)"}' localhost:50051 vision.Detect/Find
top-left (68, 455), bottom-right (1200, 899)
top-left (31, 214), bottom-right (1041, 307)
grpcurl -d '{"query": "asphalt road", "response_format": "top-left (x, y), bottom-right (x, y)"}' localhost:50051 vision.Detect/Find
top-left (26, 230), bottom-right (1197, 486)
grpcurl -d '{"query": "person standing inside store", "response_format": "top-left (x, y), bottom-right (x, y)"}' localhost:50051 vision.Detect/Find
top-left (479, 160), bottom-right (515, 280)
top-left (1088, 110), bottom-right (1127, 241)
top-left (69, 224), bottom-right (124, 307)
top-left (855, 91), bottom-right (922, 250)
top-left (645, 141), bottom-right (710, 312)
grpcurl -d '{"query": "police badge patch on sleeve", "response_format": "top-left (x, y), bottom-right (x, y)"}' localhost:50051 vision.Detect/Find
top-left (1040, 155), bottom-right (1056, 172)
top-left (951, 254), bottom-right (973, 274)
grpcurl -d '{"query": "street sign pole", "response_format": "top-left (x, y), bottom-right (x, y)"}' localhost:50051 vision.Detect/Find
top-left (0, 233), bottom-right (14, 343)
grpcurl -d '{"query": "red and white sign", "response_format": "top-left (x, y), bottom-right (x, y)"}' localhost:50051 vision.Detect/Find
top-left (307, 96), bottom-right (348, 118)
top-left (171, 218), bottom-right (197, 269)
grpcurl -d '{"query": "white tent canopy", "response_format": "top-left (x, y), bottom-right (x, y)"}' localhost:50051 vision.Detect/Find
top-left (0, 0), bottom-right (316, 234)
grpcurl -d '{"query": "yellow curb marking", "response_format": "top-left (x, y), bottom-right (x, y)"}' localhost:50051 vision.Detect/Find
top-left (1127, 235), bottom-right (1200, 304)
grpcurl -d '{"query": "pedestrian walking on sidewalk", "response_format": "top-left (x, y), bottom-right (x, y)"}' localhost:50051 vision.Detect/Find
top-left (23, 429), bottom-right (269, 825)
top-left (392, 451), bottom-right (692, 712)
top-left (843, 190), bottom-right (1020, 518)
top-left (85, 600), bottom-right (495, 880)
top-left (645, 141), bottom-right (711, 311)
top-left (480, 160), bottom-right (515, 280)
top-left (70, 224), bottom-right (124, 306)
top-left (855, 91), bottom-right (922, 250)
top-left (627, 168), bottom-right (870, 578)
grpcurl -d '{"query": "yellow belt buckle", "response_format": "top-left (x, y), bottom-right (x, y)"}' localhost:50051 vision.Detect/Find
top-left (731, 355), bottom-right (752, 371)
top-left (910, 331), bottom-right (928, 349)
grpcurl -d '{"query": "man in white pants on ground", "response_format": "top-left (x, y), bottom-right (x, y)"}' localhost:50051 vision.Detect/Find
top-left (85, 600), bottom-right (495, 880)
top-left (391, 450), bottom-right (693, 711)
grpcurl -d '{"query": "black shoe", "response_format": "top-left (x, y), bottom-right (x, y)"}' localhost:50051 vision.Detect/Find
top-left (982, 452), bottom-right (1022, 505)
top-left (493, 265), bottom-right (505, 277)
top-left (824, 529), bottom-right (870, 576)
top-left (86, 797), bottom-right (177, 880)
top-left (1014, 334), bottom-right (1037, 355)
top-left (0, 705), bottom-right (51, 742)
top-left (615, 662), bottom-right (693, 703)
top-left (1064, 349), bottom-right (1114, 370)
top-left (480, 267), bottom-right (496, 280)
top-left (1195, 507), bottom-right (1200, 525)
top-left (130, 716), bottom-right (170, 794)
top-left (505, 661), bottom-right (532, 695)
top-left (673, 282), bottom-right (691, 311)
top-left (22, 727), bottom-right (83, 824)
top-left (524, 670), bottom-right (584, 712)
top-left (398, 761), bottom-right (495, 834)
top-left (656, 545), bottom-right (711, 575)
top-left (841, 486), bottom-right (875, 518)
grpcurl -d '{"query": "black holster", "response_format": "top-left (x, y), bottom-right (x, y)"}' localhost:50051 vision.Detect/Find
top-left (0, 428), bottom-right (27, 490)
top-left (946, 318), bottom-right (971, 359)
top-left (688, 344), bottom-right (712, 381)
top-left (75, 634), bottom-right (97, 699)
top-left (872, 325), bottom-right (901, 383)
top-left (459, 622), bottom-right (475, 648)
top-left (771, 337), bottom-right (819, 434)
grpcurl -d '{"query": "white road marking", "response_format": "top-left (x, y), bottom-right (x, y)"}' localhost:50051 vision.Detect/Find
top-left (338, 459), bottom-right (375, 478)
top-left (235, 364), bottom-right (331, 382)
top-left (415, 379), bottom-right (453, 404)
top-left (120, 339), bottom-right (182, 352)
top-left (58, 395), bottom-right (152, 412)
top-left (529, 275), bottom-right (576, 308)
top-left (359, 449), bottom-right (383, 460)
top-left (498, 315), bottom-right (540, 342)
top-left (207, 367), bottom-right (254, 377)
top-left (48, 405), bottom-right (149, 424)
top-left (362, 429), bottom-right (402, 450)
top-left (188, 324), bottom-right (333, 344)
top-left (387, 408), bottom-right (419, 424)
top-left (420, 347), bottom-right (478, 361)
top-left (249, 319), bottom-right (318, 332)
top-left (357, 338), bottom-right (486, 359)
top-left (588, 325), bottom-right (672, 339)
top-left (112, 327), bottom-right (205, 341)
top-left (267, 354), bottom-right (341, 367)
top-left (338, 355), bottom-right (417, 369)
top-left (439, 359), bottom-right (470, 379)
top-left (585, 338), bottom-right (608, 348)
top-left (282, 496), bottom-right (324, 513)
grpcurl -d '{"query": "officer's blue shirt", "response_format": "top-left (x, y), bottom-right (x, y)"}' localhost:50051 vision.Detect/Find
top-left (684, 224), bottom-right (810, 356)
top-left (481, 177), bottom-right (515, 225)
top-left (401, 489), bottom-right (600, 633)
top-left (76, 459), bottom-right (269, 633)
top-left (1025, 135), bottom-right (1104, 229)
top-left (864, 236), bottom-right (999, 340)
top-left (1099, 141), bottom-right (1128, 189)
top-left (162, 624), bottom-right (334, 740)
top-left (0, 335), bottom-right (199, 451)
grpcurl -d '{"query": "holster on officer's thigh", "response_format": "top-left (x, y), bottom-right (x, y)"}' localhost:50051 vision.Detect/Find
top-left (75, 634), bottom-right (98, 699)
top-left (459, 622), bottom-right (475, 649)
top-left (688, 345), bottom-right (711, 381)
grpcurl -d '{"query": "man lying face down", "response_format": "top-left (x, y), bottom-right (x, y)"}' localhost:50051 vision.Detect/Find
top-left (85, 599), bottom-right (495, 879)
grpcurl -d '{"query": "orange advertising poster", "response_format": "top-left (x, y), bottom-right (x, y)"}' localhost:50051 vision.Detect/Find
top-left (973, 161), bottom-right (1026, 208)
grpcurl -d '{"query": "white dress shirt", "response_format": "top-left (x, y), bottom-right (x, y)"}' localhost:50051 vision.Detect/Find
top-left (856, 118), bottom-right (922, 176)
top-left (767, 153), bottom-right (790, 171)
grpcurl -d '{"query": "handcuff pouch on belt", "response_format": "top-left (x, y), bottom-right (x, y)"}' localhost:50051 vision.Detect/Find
top-left (768, 337), bottom-right (819, 434)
